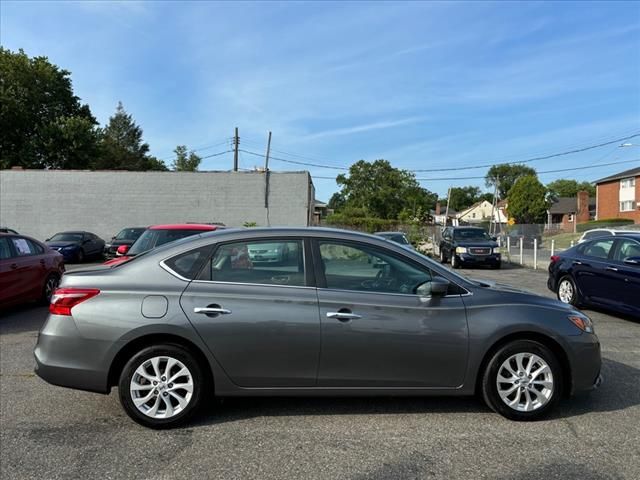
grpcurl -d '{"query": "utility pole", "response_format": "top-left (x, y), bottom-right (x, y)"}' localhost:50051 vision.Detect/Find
top-left (264, 131), bottom-right (272, 212)
top-left (264, 131), bottom-right (272, 171)
top-left (444, 186), bottom-right (452, 226)
top-left (233, 127), bottom-right (239, 171)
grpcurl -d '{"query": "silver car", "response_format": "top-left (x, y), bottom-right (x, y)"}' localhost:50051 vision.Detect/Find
top-left (35, 228), bottom-right (602, 428)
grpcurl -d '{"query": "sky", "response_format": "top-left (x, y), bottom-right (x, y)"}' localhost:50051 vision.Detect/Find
top-left (2, 0), bottom-right (640, 201)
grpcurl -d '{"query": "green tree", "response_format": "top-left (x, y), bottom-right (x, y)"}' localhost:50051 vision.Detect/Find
top-left (546, 179), bottom-right (595, 198)
top-left (327, 192), bottom-right (346, 211)
top-left (448, 186), bottom-right (482, 211)
top-left (0, 48), bottom-right (99, 169)
top-left (93, 102), bottom-right (167, 171)
top-left (486, 164), bottom-right (537, 199)
top-left (335, 159), bottom-right (437, 220)
top-left (171, 145), bottom-right (201, 171)
top-left (507, 175), bottom-right (549, 224)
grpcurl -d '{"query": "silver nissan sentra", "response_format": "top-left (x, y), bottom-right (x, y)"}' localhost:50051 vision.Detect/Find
top-left (34, 227), bottom-right (602, 428)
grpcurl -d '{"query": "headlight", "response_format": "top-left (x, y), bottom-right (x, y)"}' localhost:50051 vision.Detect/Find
top-left (493, 247), bottom-right (500, 254)
top-left (568, 314), bottom-right (594, 333)
top-left (62, 245), bottom-right (75, 250)
top-left (455, 247), bottom-right (467, 254)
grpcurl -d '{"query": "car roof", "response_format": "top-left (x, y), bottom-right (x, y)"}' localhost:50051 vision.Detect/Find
top-left (149, 224), bottom-right (219, 231)
top-left (375, 231), bottom-right (406, 236)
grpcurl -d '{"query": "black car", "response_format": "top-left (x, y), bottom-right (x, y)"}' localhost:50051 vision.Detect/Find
top-left (104, 227), bottom-right (146, 258)
top-left (0, 227), bottom-right (19, 234)
top-left (548, 233), bottom-right (640, 317)
top-left (439, 226), bottom-right (501, 269)
top-left (45, 231), bottom-right (105, 263)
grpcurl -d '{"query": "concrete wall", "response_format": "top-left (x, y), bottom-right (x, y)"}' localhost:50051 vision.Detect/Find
top-left (0, 169), bottom-right (315, 241)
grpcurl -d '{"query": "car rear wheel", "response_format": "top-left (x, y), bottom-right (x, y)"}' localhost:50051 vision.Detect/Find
top-left (76, 249), bottom-right (84, 263)
top-left (557, 276), bottom-right (579, 306)
top-left (118, 344), bottom-right (205, 429)
top-left (41, 274), bottom-right (59, 304)
top-left (482, 340), bottom-right (562, 421)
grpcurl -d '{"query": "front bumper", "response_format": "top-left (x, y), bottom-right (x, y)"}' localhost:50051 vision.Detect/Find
top-left (567, 332), bottom-right (602, 395)
top-left (34, 314), bottom-right (113, 394)
top-left (457, 253), bottom-right (501, 266)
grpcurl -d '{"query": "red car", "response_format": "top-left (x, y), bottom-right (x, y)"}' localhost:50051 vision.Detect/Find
top-left (103, 224), bottom-right (221, 266)
top-left (0, 233), bottom-right (65, 309)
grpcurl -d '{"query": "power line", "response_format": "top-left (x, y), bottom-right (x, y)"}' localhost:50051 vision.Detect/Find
top-left (239, 131), bottom-right (640, 173)
top-left (158, 138), bottom-right (232, 161)
top-left (310, 158), bottom-right (640, 181)
top-left (200, 150), bottom-right (233, 160)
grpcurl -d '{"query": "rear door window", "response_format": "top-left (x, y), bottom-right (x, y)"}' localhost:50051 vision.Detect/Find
top-left (198, 239), bottom-right (305, 287)
top-left (0, 238), bottom-right (13, 259)
top-left (582, 239), bottom-right (614, 260)
top-left (11, 237), bottom-right (37, 256)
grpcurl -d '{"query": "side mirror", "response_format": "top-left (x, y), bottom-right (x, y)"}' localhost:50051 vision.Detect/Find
top-left (45, 238), bottom-right (50, 242)
top-left (416, 277), bottom-right (450, 298)
top-left (116, 245), bottom-right (130, 256)
top-left (623, 257), bottom-right (640, 266)
top-left (491, 236), bottom-right (497, 242)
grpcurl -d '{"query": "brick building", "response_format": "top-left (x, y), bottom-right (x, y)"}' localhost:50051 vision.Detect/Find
top-left (547, 191), bottom-right (593, 232)
top-left (595, 167), bottom-right (640, 223)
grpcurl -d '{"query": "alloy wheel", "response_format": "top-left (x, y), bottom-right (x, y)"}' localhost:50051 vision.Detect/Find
top-left (496, 352), bottom-right (554, 412)
top-left (44, 276), bottom-right (59, 302)
top-left (558, 279), bottom-right (574, 304)
top-left (130, 356), bottom-right (194, 419)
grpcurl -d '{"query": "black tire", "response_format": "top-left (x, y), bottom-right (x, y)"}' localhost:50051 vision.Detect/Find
top-left (76, 249), bottom-right (84, 263)
top-left (451, 253), bottom-right (460, 269)
top-left (490, 261), bottom-right (501, 270)
top-left (439, 248), bottom-right (447, 264)
top-left (556, 275), bottom-right (580, 306)
top-left (40, 273), bottom-right (59, 305)
top-left (118, 344), bottom-right (207, 429)
top-left (481, 340), bottom-right (562, 421)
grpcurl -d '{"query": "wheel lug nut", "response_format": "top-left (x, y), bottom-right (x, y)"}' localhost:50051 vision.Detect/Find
top-left (168, 383), bottom-right (173, 388)
top-left (514, 380), bottom-right (519, 384)
top-left (528, 375), bottom-right (532, 379)
top-left (153, 381), bottom-right (158, 385)
top-left (162, 392), bottom-right (168, 397)
top-left (161, 376), bottom-right (166, 381)
top-left (153, 389), bottom-right (158, 395)
top-left (519, 372), bottom-right (523, 377)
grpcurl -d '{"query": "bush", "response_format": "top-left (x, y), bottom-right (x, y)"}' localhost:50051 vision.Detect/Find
top-left (325, 213), bottom-right (398, 233)
top-left (577, 218), bottom-right (635, 232)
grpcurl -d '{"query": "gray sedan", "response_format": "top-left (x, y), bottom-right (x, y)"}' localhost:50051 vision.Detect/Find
top-left (34, 228), bottom-right (602, 428)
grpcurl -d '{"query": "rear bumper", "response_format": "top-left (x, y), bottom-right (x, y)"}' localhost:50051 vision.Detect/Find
top-left (33, 314), bottom-right (112, 394)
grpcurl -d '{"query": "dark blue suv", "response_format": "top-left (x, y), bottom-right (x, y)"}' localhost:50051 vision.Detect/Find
top-left (438, 227), bottom-right (501, 269)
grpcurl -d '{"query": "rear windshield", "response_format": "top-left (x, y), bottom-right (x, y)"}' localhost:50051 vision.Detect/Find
top-left (128, 229), bottom-right (207, 256)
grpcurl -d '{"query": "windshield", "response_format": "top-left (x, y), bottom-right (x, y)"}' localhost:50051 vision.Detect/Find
top-left (127, 229), bottom-right (207, 256)
top-left (115, 228), bottom-right (145, 241)
top-left (453, 229), bottom-right (491, 241)
top-left (50, 232), bottom-right (83, 242)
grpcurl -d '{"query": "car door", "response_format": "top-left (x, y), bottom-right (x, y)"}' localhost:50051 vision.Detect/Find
top-left (179, 237), bottom-right (321, 387)
top-left (572, 238), bottom-right (616, 306)
top-left (0, 237), bottom-right (21, 305)
top-left (313, 239), bottom-right (468, 388)
top-left (609, 238), bottom-right (640, 314)
top-left (7, 236), bottom-right (43, 301)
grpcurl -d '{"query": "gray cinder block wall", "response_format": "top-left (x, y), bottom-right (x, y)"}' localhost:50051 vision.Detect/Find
top-left (0, 170), bottom-right (315, 241)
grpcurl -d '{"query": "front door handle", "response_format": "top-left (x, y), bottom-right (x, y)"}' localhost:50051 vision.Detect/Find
top-left (572, 260), bottom-right (583, 266)
top-left (605, 266), bottom-right (619, 272)
top-left (194, 307), bottom-right (232, 316)
top-left (326, 311), bottom-right (362, 321)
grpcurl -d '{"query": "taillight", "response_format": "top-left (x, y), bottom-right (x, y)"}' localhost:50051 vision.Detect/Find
top-left (550, 255), bottom-right (561, 264)
top-left (49, 288), bottom-right (100, 316)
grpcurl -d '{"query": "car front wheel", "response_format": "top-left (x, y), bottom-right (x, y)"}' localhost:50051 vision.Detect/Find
top-left (439, 248), bottom-right (447, 263)
top-left (118, 344), bottom-right (206, 429)
top-left (451, 253), bottom-right (460, 269)
top-left (481, 340), bottom-right (562, 421)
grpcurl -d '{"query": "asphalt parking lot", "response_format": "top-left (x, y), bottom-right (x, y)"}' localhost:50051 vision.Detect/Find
top-left (1, 263), bottom-right (639, 480)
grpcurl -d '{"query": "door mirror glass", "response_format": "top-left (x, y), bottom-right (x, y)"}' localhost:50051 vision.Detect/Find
top-left (416, 277), bottom-right (450, 297)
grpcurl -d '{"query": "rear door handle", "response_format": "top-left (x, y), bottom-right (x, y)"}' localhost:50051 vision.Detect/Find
top-left (10, 263), bottom-right (18, 270)
top-left (605, 266), bottom-right (618, 272)
top-left (327, 311), bottom-right (362, 321)
top-left (194, 307), bottom-right (232, 315)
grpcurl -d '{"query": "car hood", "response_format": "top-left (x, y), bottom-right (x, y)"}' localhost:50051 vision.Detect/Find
top-left (46, 241), bottom-right (79, 248)
top-left (103, 256), bottom-right (131, 266)
top-left (470, 277), bottom-right (573, 311)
